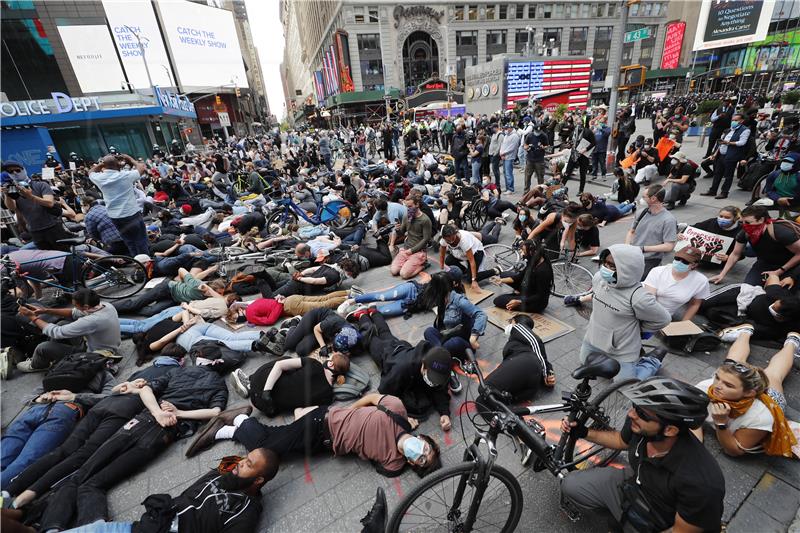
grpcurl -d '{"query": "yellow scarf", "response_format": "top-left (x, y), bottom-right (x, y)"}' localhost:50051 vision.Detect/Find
top-left (707, 387), bottom-right (797, 458)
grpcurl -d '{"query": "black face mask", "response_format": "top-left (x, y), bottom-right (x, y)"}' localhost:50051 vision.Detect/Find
top-left (218, 471), bottom-right (258, 491)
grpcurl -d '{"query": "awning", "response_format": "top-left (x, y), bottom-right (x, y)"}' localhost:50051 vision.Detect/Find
top-left (645, 67), bottom-right (694, 80)
top-left (329, 88), bottom-right (403, 106)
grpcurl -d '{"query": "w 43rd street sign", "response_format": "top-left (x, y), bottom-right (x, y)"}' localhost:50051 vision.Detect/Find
top-left (624, 27), bottom-right (652, 43)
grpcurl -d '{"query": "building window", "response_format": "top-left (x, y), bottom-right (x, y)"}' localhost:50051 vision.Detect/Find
top-left (569, 27), bottom-right (588, 56)
top-left (595, 25), bottom-right (613, 42)
top-left (499, 4), bottom-right (508, 19)
top-left (357, 33), bottom-right (384, 86)
top-left (468, 4), bottom-right (478, 20)
top-left (1, 17), bottom-right (69, 100)
top-left (360, 59), bottom-right (383, 76)
top-left (457, 30), bottom-right (478, 48)
top-left (456, 54), bottom-right (478, 84)
top-left (593, 47), bottom-right (609, 62)
top-left (368, 7), bottom-right (379, 22)
top-left (607, 2), bottom-right (616, 17)
top-left (542, 28), bottom-right (561, 55)
top-left (357, 33), bottom-right (380, 51)
top-left (539, 3), bottom-right (553, 18)
top-left (516, 4), bottom-right (525, 18)
top-left (354, 6), bottom-right (364, 23)
top-left (515, 28), bottom-right (534, 54)
top-left (487, 30), bottom-right (507, 47)
top-left (455, 6), bottom-right (464, 20)
top-left (565, 3), bottom-right (578, 18)
top-left (629, 3), bottom-right (640, 16)
top-left (622, 43), bottom-right (634, 64)
top-left (580, 3), bottom-right (590, 17)
top-left (553, 3), bottom-right (564, 17)
top-left (592, 68), bottom-right (607, 82)
top-left (486, 5), bottom-right (495, 19)
top-left (528, 3), bottom-right (536, 17)
top-left (592, 3), bottom-right (605, 17)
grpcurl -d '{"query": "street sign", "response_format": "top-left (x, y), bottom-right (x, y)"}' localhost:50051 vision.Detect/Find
top-left (623, 27), bottom-right (652, 43)
top-left (217, 111), bottom-right (231, 127)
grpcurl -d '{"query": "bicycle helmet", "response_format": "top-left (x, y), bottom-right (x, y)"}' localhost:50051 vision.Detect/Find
top-left (621, 377), bottom-right (709, 429)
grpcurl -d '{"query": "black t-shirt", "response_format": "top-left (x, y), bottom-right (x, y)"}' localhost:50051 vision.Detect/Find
top-left (181, 233), bottom-right (207, 250)
top-left (576, 226), bottom-right (600, 250)
top-left (248, 357), bottom-right (333, 412)
top-left (310, 264), bottom-right (341, 286)
top-left (735, 222), bottom-right (798, 267)
top-left (635, 147), bottom-right (659, 170)
top-left (150, 239), bottom-right (176, 254)
top-left (318, 309), bottom-right (347, 343)
top-left (235, 212), bottom-right (266, 235)
top-left (143, 318), bottom-right (182, 355)
top-left (620, 418), bottom-right (725, 531)
top-left (524, 131), bottom-right (547, 162)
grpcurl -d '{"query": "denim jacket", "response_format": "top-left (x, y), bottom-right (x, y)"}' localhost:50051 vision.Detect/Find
top-left (442, 291), bottom-right (487, 335)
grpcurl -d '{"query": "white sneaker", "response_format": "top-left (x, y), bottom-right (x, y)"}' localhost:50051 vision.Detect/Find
top-left (718, 324), bottom-right (755, 343)
top-left (337, 298), bottom-right (356, 316)
top-left (785, 332), bottom-right (800, 359)
top-left (16, 359), bottom-right (46, 373)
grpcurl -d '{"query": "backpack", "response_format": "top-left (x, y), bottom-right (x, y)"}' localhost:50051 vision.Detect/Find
top-left (332, 362), bottom-right (371, 401)
top-left (42, 352), bottom-right (108, 393)
top-left (188, 340), bottom-right (248, 373)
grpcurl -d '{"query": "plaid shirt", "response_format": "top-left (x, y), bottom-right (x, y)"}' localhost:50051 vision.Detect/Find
top-left (84, 204), bottom-right (123, 244)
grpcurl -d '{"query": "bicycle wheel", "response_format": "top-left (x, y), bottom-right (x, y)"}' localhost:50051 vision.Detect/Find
top-left (80, 256), bottom-right (147, 300)
top-left (469, 204), bottom-right (487, 231)
top-left (551, 260), bottom-right (594, 297)
top-left (562, 378), bottom-right (638, 470)
top-left (388, 462), bottom-right (523, 533)
top-left (482, 244), bottom-right (522, 273)
top-left (206, 246), bottom-right (249, 257)
top-left (323, 203), bottom-right (353, 229)
top-left (266, 210), bottom-right (298, 236)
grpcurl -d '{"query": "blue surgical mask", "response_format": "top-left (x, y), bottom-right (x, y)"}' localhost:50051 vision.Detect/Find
top-left (730, 120), bottom-right (739, 128)
top-left (599, 266), bottom-right (616, 284)
top-left (780, 162), bottom-right (794, 172)
top-left (519, 214), bottom-right (527, 222)
top-left (717, 217), bottom-right (734, 228)
top-left (402, 436), bottom-right (426, 461)
top-left (672, 260), bottom-right (691, 273)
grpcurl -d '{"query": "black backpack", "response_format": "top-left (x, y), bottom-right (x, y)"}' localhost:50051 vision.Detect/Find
top-left (42, 352), bottom-right (108, 393)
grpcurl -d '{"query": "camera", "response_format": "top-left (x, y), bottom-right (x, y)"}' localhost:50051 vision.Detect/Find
top-left (5, 183), bottom-right (19, 199)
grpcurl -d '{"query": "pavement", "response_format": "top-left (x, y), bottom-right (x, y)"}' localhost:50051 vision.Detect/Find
top-left (2, 118), bottom-right (799, 532)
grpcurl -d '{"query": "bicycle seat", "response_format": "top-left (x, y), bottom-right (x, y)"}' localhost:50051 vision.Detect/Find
top-left (571, 354), bottom-right (620, 380)
top-left (56, 236), bottom-right (86, 246)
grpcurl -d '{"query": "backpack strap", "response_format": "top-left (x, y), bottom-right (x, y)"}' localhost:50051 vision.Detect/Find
top-left (376, 396), bottom-right (413, 434)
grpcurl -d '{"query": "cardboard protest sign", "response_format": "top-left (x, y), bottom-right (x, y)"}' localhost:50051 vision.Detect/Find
top-left (675, 226), bottom-right (733, 264)
top-left (486, 307), bottom-right (575, 343)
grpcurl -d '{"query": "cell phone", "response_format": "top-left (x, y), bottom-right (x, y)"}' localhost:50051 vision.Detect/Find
top-left (17, 299), bottom-right (36, 310)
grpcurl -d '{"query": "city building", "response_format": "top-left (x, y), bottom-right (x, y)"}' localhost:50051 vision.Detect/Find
top-left (279, 1), bottom-right (697, 122)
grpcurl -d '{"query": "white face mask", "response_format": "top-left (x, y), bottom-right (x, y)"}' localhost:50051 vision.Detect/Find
top-left (562, 220), bottom-right (573, 229)
top-left (503, 324), bottom-right (514, 337)
top-left (638, 197), bottom-right (649, 207)
top-left (768, 304), bottom-right (782, 319)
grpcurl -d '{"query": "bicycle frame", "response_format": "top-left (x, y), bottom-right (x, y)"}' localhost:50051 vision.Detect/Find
top-left (8, 250), bottom-right (84, 293)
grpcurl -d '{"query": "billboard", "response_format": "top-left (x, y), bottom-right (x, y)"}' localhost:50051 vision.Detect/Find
top-left (661, 21), bottom-right (686, 70)
top-left (102, 0), bottom-right (174, 89)
top-left (693, 0), bottom-right (777, 51)
top-left (742, 28), bottom-right (800, 71)
top-left (505, 59), bottom-right (592, 110)
top-left (156, 0), bottom-right (248, 92)
top-left (57, 25), bottom-right (128, 93)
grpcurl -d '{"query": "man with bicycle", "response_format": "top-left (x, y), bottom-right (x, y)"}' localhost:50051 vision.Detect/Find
top-left (561, 377), bottom-right (725, 533)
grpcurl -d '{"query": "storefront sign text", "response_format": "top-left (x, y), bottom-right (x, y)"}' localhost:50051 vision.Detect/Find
top-left (0, 92), bottom-right (101, 118)
top-left (154, 86), bottom-right (196, 114)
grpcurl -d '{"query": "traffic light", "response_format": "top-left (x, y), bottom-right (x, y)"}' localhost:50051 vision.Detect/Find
top-left (235, 87), bottom-right (241, 97)
top-left (215, 95), bottom-right (222, 105)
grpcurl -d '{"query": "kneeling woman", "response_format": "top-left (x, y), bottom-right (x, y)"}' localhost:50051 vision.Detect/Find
top-left (231, 352), bottom-right (350, 416)
top-left (422, 274), bottom-right (488, 361)
top-left (492, 239), bottom-right (553, 313)
top-left (693, 327), bottom-right (798, 457)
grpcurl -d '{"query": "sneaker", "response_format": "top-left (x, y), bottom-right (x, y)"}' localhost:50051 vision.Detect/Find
top-left (700, 190), bottom-right (716, 197)
top-left (346, 305), bottom-right (371, 322)
top-left (785, 333), bottom-right (800, 367)
top-left (0, 348), bottom-right (10, 380)
top-left (448, 370), bottom-right (462, 393)
top-left (563, 295), bottom-right (582, 307)
top-left (281, 317), bottom-right (301, 330)
top-left (231, 369), bottom-right (251, 398)
top-left (251, 331), bottom-right (270, 353)
top-left (16, 359), bottom-right (46, 373)
top-left (718, 324), bottom-right (755, 343)
top-left (495, 217), bottom-right (507, 225)
top-left (360, 487), bottom-right (387, 533)
top-left (337, 298), bottom-right (357, 316)
top-left (644, 347), bottom-right (668, 362)
top-left (349, 285), bottom-right (365, 297)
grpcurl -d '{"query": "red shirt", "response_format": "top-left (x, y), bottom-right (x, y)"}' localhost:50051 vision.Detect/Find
top-left (245, 298), bottom-right (284, 326)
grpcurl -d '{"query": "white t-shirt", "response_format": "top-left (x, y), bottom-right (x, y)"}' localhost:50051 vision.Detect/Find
top-left (643, 266), bottom-right (710, 318)
top-left (441, 230), bottom-right (484, 264)
top-left (696, 378), bottom-right (773, 453)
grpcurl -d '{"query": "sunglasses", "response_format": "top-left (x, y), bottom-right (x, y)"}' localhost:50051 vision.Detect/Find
top-left (674, 257), bottom-right (696, 265)
top-left (723, 362), bottom-right (751, 374)
top-left (633, 405), bottom-right (659, 423)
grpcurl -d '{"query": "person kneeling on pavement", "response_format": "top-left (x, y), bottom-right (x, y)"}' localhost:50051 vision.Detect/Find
top-left (187, 394), bottom-right (441, 479)
top-left (560, 377), bottom-right (725, 533)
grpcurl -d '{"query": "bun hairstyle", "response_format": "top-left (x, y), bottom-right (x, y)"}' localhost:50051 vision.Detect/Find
top-left (720, 361), bottom-right (769, 396)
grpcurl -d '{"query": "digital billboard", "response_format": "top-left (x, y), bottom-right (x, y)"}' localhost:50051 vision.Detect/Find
top-left (102, 0), bottom-right (175, 89)
top-left (505, 59), bottom-right (592, 110)
top-left (693, 0), bottom-right (777, 51)
top-left (155, 0), bottom-right (248, 92)
top-left (57, 25), bottom-right (128, 93)
top-left (661, 21), bottom-right (686, 70)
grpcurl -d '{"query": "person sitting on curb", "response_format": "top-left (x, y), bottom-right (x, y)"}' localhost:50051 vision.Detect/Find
top-left (186, 394), bottom-right (442, 479)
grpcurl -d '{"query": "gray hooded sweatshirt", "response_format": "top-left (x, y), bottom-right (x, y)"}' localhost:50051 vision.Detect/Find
top-left (583, 244), bottom-right (671, 363)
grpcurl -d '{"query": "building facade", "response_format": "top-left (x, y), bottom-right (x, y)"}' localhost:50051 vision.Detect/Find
top-left (281, 0), bottom-right (695, 120)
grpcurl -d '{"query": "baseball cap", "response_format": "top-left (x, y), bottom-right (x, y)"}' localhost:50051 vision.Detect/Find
top-left (675, 246), bottom-right (702, 264)
top-left (422, 347), bottom-right (452, 387)
top-left (445, 265), bottom-right (463, 282)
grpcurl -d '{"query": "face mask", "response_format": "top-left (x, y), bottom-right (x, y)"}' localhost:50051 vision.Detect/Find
top-left (407, 207), bottom-right (418, 219)
top-left (518, 214), bottom-right (527, 222)
top-left (503, 324), bottom-right (514, 337)
top-left (421, 370), bottom-right (436, 387)
top-left (717, 217), bottom-right (734, 228)
top-left (780, 162), bottom-right (794, 172)
top-left (9, 169), bottom-right (28, 182)
top-left (638, 197), bottom-right (648, 207)
top-left (672, 260), bottom-right (691, 273)
top-left (730, 120), bottom-right (739, 128)
top-left (562, 220), bottom-right (573, 229)
top-left (644, 143), bottom-right (652, 149)
top-left (742, 222), bottom-right (767, 244)
top-left (600, 265), bottom-right (616, 284)
top-left (482, 179), bottom-right (490, 185)
top-left (671, 159), bottom-right (679, 166)
top-left (768, 303), bottom-right (782, 320)
top-left (402, 436), bottom-right (426, 462)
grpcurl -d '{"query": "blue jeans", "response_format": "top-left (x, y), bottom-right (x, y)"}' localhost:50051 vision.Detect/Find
top-left (178, 244), bottom-right (217, 263)
top-left (609, 203), bottom-right (636, 217)
top-left (424, 326), bottom-right (470, 361)
top-left (579, 340), bottom-right (661, 381)
top-left (119, 306), bottom-right (181, 333)
top-left (503, 158), bottom-right (515, 192)
top-left (62, 521), bottom-right (133, 533)
top-left (111, 213), bottom-right (149, 256)
top-left (355, 282), bottom-right (418, 317)
top-left (177, 322), bottom-right (261, 352)
top-left (342, 225), bottom-right (367, 246)
top-left (471, 160), bottom-right (482, 184)
top-left (1, 402), bottom-right (81, 489)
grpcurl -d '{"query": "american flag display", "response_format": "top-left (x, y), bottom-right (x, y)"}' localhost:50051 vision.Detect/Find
top-left (505, 59), bottom-right (592, 110)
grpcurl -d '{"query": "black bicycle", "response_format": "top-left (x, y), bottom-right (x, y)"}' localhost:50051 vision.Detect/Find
top-left (387, 351), bottom-right (636, 532)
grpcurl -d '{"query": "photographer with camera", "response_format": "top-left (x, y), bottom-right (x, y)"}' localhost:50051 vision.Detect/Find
top-left (1, 160), bottom-right (75, 251)
top-left (88, 153), bottom-right (149, 256)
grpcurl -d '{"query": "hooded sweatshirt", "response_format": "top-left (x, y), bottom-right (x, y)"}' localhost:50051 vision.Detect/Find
top-left (583, 244), bottom-right (671, 363)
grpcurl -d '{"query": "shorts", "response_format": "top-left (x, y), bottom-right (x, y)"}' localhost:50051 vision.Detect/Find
top-left (766, 388), bottom-right (787, 412)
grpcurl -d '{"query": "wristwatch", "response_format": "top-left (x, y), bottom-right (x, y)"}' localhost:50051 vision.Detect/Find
top-left (715, 423), bottom-right (728, 430)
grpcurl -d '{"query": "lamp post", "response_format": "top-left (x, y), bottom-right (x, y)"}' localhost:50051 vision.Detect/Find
top-left (525, 26), bottom-right (533, 57)
top-left (124, 25), bottom-right (154, 96)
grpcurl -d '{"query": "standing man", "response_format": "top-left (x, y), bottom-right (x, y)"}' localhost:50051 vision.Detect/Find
top-left (705, 97), bottom-right (735, 158)
top-left (523, 122), bottom-right (548, 191)
top-left (489, 123), bottom-right (505, 189)
top-left (701, 113), bottom-right (750, 200)
top-left (590, 118), bottom-right (611, 179)
top-left (625, 184), bottom-right (678, 280)
top-left (451, 125), bottom-right (470, 182)
top-left (88, 153), bottom-right (149, 256)
top-left (562, 121), bottom-right (596, 195)
top-left (613, 108), bottom-right (636, 164)
top-left (442, 115), bottom-right (454, 153)
top-left (499, 123), bottom-right (521, 193)
top-left (319, 132), bottom-right (332, 170)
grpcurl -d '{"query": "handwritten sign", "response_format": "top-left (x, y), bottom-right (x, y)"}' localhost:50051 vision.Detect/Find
top-left (675, 226), bottom-right (733, 264)
top-left (41, 167), bottom-right (55, 181)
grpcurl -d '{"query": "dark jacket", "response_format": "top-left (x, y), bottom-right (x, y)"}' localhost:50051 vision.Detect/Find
top-left (451, 132), bottom-right (469, 159)
top-left (518, 259), bottom-right (553, 313)
top-left (377, 340), bottom-right (450, 418)
top-left (148, 366), bottom-right (228, 413)
top-left (132, 471), bottom-right (262, 533)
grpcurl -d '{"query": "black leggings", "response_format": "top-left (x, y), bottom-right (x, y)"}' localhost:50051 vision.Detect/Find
top-left (487, 200), bottom-right (515, 219)
top-left (284, 307), bottom-right (330, 356)
top-left (478, 354), bottom-right (543, 421)
top-left (111, 280), bottom-right (174, 315)
top-left (233, 406), bottom-right (329, 457)
top-left (445, 251), bottom-right (495, 281)
top-left (359, 239), bottom-right (392, 268)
